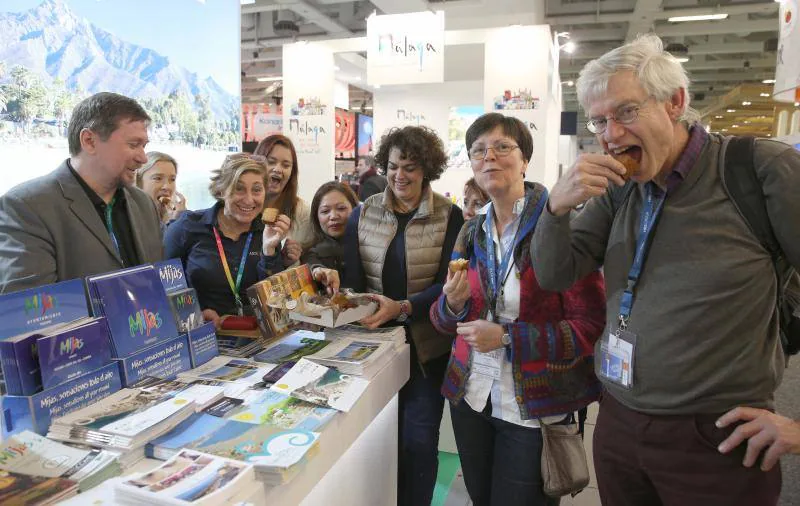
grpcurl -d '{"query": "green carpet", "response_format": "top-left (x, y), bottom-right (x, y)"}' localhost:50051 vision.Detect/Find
top-left (432, 451), bottom-right (462, 506)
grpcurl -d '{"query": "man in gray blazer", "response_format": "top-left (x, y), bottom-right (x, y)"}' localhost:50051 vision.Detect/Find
top-left (0, 92), bottom-right (164, 294)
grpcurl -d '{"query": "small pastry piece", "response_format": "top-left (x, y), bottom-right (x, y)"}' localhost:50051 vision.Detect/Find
top-left (614, 152), bottom-right (639, 180)
top-left (261, 208), bottom-right (279, 224)
top-left (157, 196), bottom-right (171, 206)
top-left (449, 258), bottom-right (469, 273)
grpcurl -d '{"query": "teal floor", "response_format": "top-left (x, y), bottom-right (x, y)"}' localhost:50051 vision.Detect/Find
top-left (432, 452), bottom-right (465, 506)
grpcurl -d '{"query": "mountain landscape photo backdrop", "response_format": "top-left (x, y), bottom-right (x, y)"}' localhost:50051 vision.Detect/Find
top-left (0, 0), bottom-right (240, 148)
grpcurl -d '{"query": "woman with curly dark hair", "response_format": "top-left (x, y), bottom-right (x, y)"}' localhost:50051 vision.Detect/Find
top-left (342, 125), bottom-right (464, 506)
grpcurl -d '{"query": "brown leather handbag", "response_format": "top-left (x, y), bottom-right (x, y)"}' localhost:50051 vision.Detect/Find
top-left (539, 418), bottom-right (590, 498)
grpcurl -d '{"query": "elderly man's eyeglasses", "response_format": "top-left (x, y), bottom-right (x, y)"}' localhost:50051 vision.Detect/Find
top-left (586, 98), bottom-right (653, 135)
top-left (468, 142), bottom-right (520, 161)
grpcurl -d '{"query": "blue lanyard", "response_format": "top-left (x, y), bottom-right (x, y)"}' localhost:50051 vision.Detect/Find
top-left (104, 196), bottom-right (121, 259)
top-left (618, 183), bottom-right (666, 330)
top-left (485, 201), bottom-right (523, 303)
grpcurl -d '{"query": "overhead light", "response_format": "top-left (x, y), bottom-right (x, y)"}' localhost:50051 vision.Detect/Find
top-left (364, 106), bottom-right (374, 110)
top-left (373, 84), bottom-right (381, 89)
top-left (668, 14), bottom-right (729, 22)
top-left (795, 102), bottom-right (800, 107)
top-left (744, 121), bottom-right (750, 124)
top-left (240, 0), bottom-right (255, 4)
top-left (715, 115), bottom-right (724, 119)
top-left (742, 101), bottom-right (751, 106)
top-left (675, 57), bottom-right (690, 63)
top-left (257, 76), bottom-right (282, 82)
top-left (760, 93), bottom-right (771, 97)
top-left (732, 124), bottom-right (739, 128)
top-left (722, 128), bottom-right (728, 132)
top-left (727, 109), bottom-right (736, 113)
top-left (561, 41), bottom-right (576, 53)
top-left (763, 79), bottom-right (776, 84)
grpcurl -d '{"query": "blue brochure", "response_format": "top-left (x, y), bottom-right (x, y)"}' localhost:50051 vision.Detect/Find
top-left (0, 279), bottom-right (88, 340)
top-left (37, 317), bottom-right (112, 390)
top-left (168, 288), bottom-right (204, 334)
top-left (155, 259), bottom-right (189, 294)
top-left (186, 321), bottom-right (220, 368)
top-left (115, 334), bottom-right (193, 387)
top-left (87, 266), bottom-right (179, 358)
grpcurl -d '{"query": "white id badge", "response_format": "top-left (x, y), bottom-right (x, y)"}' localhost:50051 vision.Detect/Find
top-left (599, 329), bottom-right (637, 388)
top-left (472, 349), bottom-right (502, 379)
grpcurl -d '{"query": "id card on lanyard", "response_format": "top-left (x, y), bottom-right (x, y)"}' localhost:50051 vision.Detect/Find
top-left (473, 201), bottom-right (524, 380)
top-left (599, 183), bottom-right (665, 388)
top-left (213, 227), bottom-right (253, 316)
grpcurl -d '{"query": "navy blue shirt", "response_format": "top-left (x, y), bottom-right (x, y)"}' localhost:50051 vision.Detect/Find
top-left (342, 203), bottom-right (463, 320)
top-left (163, 202), bottom-right (282, 316)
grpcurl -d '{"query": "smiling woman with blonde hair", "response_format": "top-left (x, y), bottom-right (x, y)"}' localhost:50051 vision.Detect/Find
top-left (163, 153), bottom-right (290, 328)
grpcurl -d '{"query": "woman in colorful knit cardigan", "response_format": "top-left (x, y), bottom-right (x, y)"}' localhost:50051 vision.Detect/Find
top-left (430, 113), bottom-right (606, 506)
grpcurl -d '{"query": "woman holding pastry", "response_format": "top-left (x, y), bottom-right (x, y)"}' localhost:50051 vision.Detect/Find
top-left (164, 154), bottom-right (290, 328)
top-left (429, 113), bottom-right (606, 506)
top-left (135, 151), bottom-right (187, 225)
top-left (253, 134), bottom-right (314, 267)
top-left (342, 125), bottom-right (464, 506)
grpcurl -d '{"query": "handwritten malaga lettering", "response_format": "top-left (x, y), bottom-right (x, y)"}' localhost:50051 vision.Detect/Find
top-left (289, 119), bottom-right (326, 143)
top-left (396, 109), bottom-right (426, 125)
top-left (378, 34), bottom-right (438, 70)
top-left (128, 309), bottom-right (163, 338)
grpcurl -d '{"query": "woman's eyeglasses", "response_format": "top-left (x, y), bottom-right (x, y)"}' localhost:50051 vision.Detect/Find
top-left (468, 142), bottom-right (520, 161)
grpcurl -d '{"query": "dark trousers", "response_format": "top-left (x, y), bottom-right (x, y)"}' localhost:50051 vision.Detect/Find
top-left (594, 392), bottom-right (782, 506)
top-left (397, 353), bottom-right (448, 506)
top-left (449, 399), bottom-right (561, 506)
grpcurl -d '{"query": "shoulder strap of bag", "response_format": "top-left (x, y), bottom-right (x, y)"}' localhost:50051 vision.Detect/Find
top-left (718, 136), bottom-right (782, 260)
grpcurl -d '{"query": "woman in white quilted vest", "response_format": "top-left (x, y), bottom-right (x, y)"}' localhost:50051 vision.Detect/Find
top-left (342, 125), bottom-right (465, 506)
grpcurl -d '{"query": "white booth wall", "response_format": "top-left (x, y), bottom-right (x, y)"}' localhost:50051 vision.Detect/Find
top-left (373, 80), bottom-right (483, 201)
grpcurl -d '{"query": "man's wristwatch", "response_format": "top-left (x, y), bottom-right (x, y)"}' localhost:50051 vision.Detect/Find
top-left (501, 332), bottom-right (511, 347)
top-left (397, 300), bottom-right (410, 323)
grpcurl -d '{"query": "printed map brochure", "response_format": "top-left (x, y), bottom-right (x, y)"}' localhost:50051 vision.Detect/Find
top-left (270, 358), bottom-right (369, 412)
top-left (227, 389), bottom-right (336, 431)
top-left (116, 449), bottom-right (255, 506)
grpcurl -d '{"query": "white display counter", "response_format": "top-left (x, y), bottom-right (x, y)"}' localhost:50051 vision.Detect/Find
top-left (126, 344), bottom-right (411, 506)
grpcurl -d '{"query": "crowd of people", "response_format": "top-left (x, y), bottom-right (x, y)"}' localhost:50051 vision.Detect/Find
top-left (0, 34), bottom-right (799, 506)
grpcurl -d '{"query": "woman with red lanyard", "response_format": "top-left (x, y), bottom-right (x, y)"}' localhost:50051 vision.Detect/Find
top-left (164, 154), bottom-right (292, 328)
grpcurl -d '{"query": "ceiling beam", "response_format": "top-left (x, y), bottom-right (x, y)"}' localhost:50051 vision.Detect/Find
top-left (559, 57), bottom-right (774, 75)
top-left (568, 27), bottom-right (627, 42)
top-left (546, 2), bottom-right (777, 25)
top-left (368, 0), bottom-right (428, 15)
top-left (545, 0), bottom-right (635, 16)
top-left (654, 19), bottom-right (777, 38)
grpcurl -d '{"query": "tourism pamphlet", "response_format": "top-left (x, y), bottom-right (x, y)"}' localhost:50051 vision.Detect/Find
top-left (86, 265), bottom-right (179, 358)
top-left (227, 389), bottom-right (336, 431)
top-left (116, 449), bottom-right (256, 506)
top-left (37, 316), bottom-right (112, 390)
top-left (325, 324), bottom-right (407, 348)
top-left (270, 358), bottom-right (369, 412)
top-left (178, 357), bottom-right (276, 387)
top-left (252, 330), bottom-right (329, 364)
top-left (0, 469), bottom-right (78, 505)
top-left (155, 258), bottom-right (189, 294)
top-left (307, 337), bottom-right (394, 378)
top-left (0, 430), bottom-right (120, 491)
top-left (168, 287), bottom-right (204, 334)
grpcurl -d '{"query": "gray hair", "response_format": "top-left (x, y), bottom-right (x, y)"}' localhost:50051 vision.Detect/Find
top-left (135, 151), bottom-right (178, 188)
top-left (576, 34), bottom-right (700, 123)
